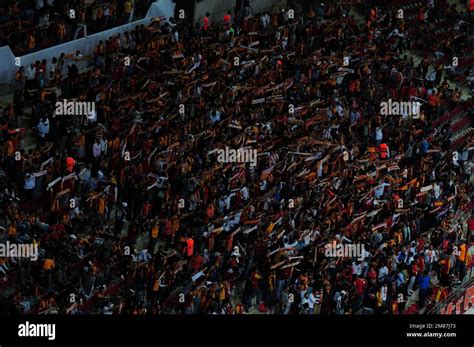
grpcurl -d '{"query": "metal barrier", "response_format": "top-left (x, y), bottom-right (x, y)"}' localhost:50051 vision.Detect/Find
top-left (425, 271), bottom-right (474, 314)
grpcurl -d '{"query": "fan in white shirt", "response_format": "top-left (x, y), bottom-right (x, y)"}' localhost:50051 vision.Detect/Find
top-left (308, 291), bottom-right (319, 311)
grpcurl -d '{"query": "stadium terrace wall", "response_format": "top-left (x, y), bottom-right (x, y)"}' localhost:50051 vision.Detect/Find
top-left (0, 1), bottom-right (175, 85)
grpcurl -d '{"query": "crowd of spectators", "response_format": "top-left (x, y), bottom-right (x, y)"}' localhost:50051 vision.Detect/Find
top-left (0, 0), bottom-right (473, 315)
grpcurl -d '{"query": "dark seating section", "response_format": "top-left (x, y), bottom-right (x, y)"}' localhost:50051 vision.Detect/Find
top-left (0, 0), bottom-right (152, 56)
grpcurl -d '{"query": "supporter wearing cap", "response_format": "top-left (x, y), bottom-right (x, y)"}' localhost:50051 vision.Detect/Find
top-left (379, 143), bottom-right (389, 159)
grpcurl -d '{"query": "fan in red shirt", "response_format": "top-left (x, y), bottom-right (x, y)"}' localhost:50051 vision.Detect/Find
top-left (223, 10), bottom-right (232, 27)
top-left (203, 12), bottom-right (210, 30)
top-left (355, 276), bottom-right (367, 296)
top-left (190, 252), bottom-right (203, 272)
top-left (367, 267), bottom-right (377, 281)
top-left (415, 254), bottom-right (424, 274)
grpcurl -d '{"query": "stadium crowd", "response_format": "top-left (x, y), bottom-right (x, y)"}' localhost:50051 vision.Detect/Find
top-left (0, 0), bottom-right (473, 315)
